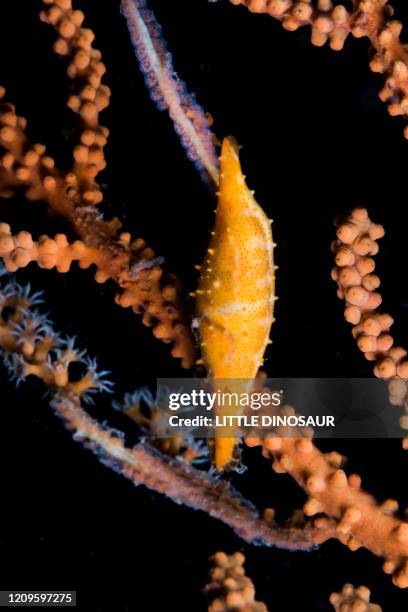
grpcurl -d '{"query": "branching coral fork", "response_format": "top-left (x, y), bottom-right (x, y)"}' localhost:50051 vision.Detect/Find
top-left (1, 0), bottom-right (110, 210)
top-left (0, 1), bottom-right (196, 367)
top-left (245, 432), bottom-right (408, 587)
top-left (228, 0), bottom-right (408, 137)
top-left (331, 208), bottom-right (408, 447)
top-left (0, 274), bottom-right (333, 552)
top-left (0, 176), bottom-right (194, 365)
top-left (56, 398), bottom-right (333, 551)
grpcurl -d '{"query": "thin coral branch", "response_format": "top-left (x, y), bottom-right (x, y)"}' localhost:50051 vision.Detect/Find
top-left (331, 208), bottom-right (408, 446)
top-left (0, 271), bottom-right (332, 552)
top-left (228, 0), bottom-right (408, 137)
top-left (121, 0), bottom-right (220, 186)
top-left (40, 0), bottom-right (111, 207)
top-left (332, 208), bottom-right (395, 375)
top-left (0, 3), bottom-right (196, 367)
top-left (55, 398), bottom-right (332, 551)
top-left (0, 223), bottom-right (101, 273)
top-left (330, 584), bottom-right (382, 611)
top-left (205, 552), bottom-right (268, 611)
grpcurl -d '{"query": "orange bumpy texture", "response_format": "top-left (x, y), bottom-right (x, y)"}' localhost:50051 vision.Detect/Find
top-left (330, 584), bottom-right (382, 611)
top-left (229, 0), bottom-right (408, 137)
top-left (0, 0), bottom-right (195, 367)
top-left (331, 208), bottom-right (408, 447)
top-left (40, 0), bottom-right (111, 207)
top-left (205, 552), bottom-right (268, 612)
top-left (245, 431), bottom-right (408, 588)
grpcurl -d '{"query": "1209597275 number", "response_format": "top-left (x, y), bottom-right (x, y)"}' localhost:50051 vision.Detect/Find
top-left (0, 591), bottom-right (76, 607)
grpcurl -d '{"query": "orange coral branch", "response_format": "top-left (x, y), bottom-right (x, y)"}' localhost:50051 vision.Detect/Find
top-left (331, 208), bottom-right (394, 375)
top-left (57, 399), bottom-right (333, 551)
top-left (0, 4), bottom-right (196, 366)
top-left (205, 552), bottom-right (268, 611)
top-left (0, 223), bottom-right (100, 273)
top-left (245, 432), bottom-right (408, 587)
top-left (331, 208), bottom-right (408, 446)
top-left (39, 0), bottom-right (110, 207)
top-left (0, 274), bottom-right (333, 552)
top-left (205, 555), bottom-right (383, 611)
top-left (330, 584), bottom-right (382, 611)
top-left (0, 222), bottom-right (188, 347)
top-left (228, 0), bottom-right (408, 137)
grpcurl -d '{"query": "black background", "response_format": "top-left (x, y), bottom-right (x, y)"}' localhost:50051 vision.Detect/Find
top-left (1, 1), bottom-right (408, 610)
